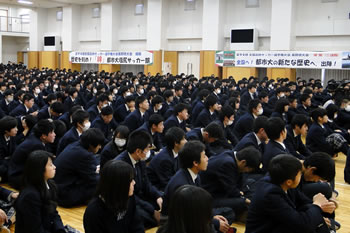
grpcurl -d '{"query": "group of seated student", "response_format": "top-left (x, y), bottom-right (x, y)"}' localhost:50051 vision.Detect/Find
top-left (0, 62), bottom-right (349, 232)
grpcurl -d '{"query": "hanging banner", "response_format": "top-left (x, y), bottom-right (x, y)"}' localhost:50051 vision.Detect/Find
top-left (234, 51), bottom-right (345, 69)
top-left (69, 51), bottom-right (154, 65)
top-left (215, 51), bottom-right (236, 67)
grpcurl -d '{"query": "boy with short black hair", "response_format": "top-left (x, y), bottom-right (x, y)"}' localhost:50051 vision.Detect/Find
top-left (246, 154), bottom-right (335, 233)
top-left (147, 127), bottom-right (186, 191)
top-left (285, 114), bottom-right (312, 160)
top-left (263, 117), bottom-right (288, 171)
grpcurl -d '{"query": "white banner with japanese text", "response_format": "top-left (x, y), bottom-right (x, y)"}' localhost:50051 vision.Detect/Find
top-left (69, 51), bottom-right (154, 65)
top-left (234, 51), bottom-right (350, 69)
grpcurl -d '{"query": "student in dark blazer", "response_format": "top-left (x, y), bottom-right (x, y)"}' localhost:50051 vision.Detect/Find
top-left (114, 95), bottom-right (135, 123)
top-left (186, 122), bottom-right (225, 158)
top-left (271, 98), bottom-right (290, 123)
top-left (63, 87), bottom-right (79, 113)
top-left (83, 160), bottom-right (144, 233)
top-left (54, 128), bottom-right (105, 207)
top-left (115, 130), bottom-right (162, 229)
top-left (161, 140), bottom-right (208, 215)
top-left (306, 108), bottom-right (337, 157)
top-left (239, 83), bottom-right (257, 112)
top-left (287, 96), bottom-right (298, 124)
top-left (15, 150), bottom-right (66, 233)
top-left (100, 126), bottom-right (129, 169)
top-left (267, 87), bottom-right (285, 109)
top-left (147, 95), bottom-right (164, 117)
top-left (262, 117), bottom-right (289, 172)
top-left (0, 89), bottom-right (15, 115)
top-left (234, 116), bottom-right (268, 154)
top-left (285, 114), bottom-right (312, 160)
top-left (234, 99), bottom-right (263, 139)
top-left (191, 89), bottom-right (210, 124)
top-left (215, 105), bottom-right (239, 147)
top-left (246, 154), bottom-right (334, 233)
top-left (9, 93), bottom-right (36, 118)
top-left (0, 116), bottom-right (18, 182)
top-left (164, 103), bottom-right (189, 133)
top-left (258, 91), bottom-right (273, 118)
top-left (57, 105), bottom-right (83, 134)
top-left (91, 106), bottom-right (116, 142)
top-left (123, 96), bottom-right (149, 133)
top-left (194, 95), bottom-right (219, 128)
top-left (137, 114), bottom-right (164, 152)
top-left (160, 90), bottom-right (174, 116)
top-left (37, 102), bottom-right (64, 121)
top-left (147, 127), bottom-right (186, 191)
top-left (160, 141), bottom-right (229, 233)
top-left (8, 119), bottom-right (56, 189)
top-left (200, 147), bottom-right (261, 219)
top-left (87, 94), bottom-right (109, 122)
top-left (335, 99), bottom-right (350, 129)
top-left (56, 109), bottom-right (90, 156)
top-left (297, 93), bottom-right (312, 116)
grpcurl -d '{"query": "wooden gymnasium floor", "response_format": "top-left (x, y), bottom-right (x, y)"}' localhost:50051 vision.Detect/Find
top-left (4, 153), bottom-right (350, 233)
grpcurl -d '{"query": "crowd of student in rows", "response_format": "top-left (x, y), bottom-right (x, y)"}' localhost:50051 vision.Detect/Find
top-left (0, 62), bottom-right (350, 233)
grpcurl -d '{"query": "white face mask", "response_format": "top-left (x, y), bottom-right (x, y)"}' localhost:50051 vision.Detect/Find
top-left (216, 89), bottom-right (221, 94)
top-left (114, 138), bottom-right (126, 147)
top-left (227, 120), bottom-right (233, 126)
top-left (141, 150), bottom-right (151, 161)
top-left (93, 89), bottom-right (97, 94)
top-left (346, 105), bottom-right (350, 112)
top-left (279, 93), bottom-right (285, 98)
top-left (53, 84), bottom-right (58, 89)
top-left (139, 89), bottom-right (144, 94)
top-left (257, 108), bottom-right (264, 115)
top-left (158, 104), bottom-right (163, 110)
top-left (113, 89), bottom-right (118, 94)
top-left (7, 96), bottom-right (13, 102)
top-left (35, 88), bottom-right (40, 94)
top-left (135, 82), bottom-right (139, 85)
top-left (83, 122), bottom-right (91, 131)
top-left (126, 92), bottom-right (132, 96)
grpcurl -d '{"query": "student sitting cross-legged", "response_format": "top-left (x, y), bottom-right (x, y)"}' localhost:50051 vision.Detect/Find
top-left (200, 147), bottom-right (261, 221)
top-left (245, 154), bottom-right (336, 233)
top-left (83, 160), bottom-right (144, 233)
top-left (115, 130), bottom-right (162, 229)
top-left (147, 127), bottom-right (186, 191)
top-left (54, 128), bottom-right (105, 207)
top-left (161, 140), bottom-right (229, 233)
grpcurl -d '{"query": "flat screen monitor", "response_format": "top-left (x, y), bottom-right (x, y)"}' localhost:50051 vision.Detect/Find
top-left (44, 36), bottom-right (55, 46)
top-left (231, 29), bottom-right (254, 43)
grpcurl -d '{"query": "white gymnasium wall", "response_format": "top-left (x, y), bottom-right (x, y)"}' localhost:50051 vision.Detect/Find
top-left (224, 0), bottom-right (272, 39)
top-left (2, 36), bottom-right (19, 63)
top-left (46, 8), bottom-right (62, 36)
top-left (79, 4), bottom-right (101, 43)
top-left (119, 0), bottom-right (147, 50)
top-left (295, 0), bottom-right (350, 51)
top-left (166, 0), bottom-right (203, 51)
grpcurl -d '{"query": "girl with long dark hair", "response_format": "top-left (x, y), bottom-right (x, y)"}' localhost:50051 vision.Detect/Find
top-left (83, 160), bottom-right (143, 233)
top-left (157, 185), bottom-right (214, 233)
top-left (14, 150), bottom-right (65, 233)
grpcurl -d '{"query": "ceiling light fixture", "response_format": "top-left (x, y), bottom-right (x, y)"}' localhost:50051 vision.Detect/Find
top-left (18, 0), bottom-right (33, 5)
